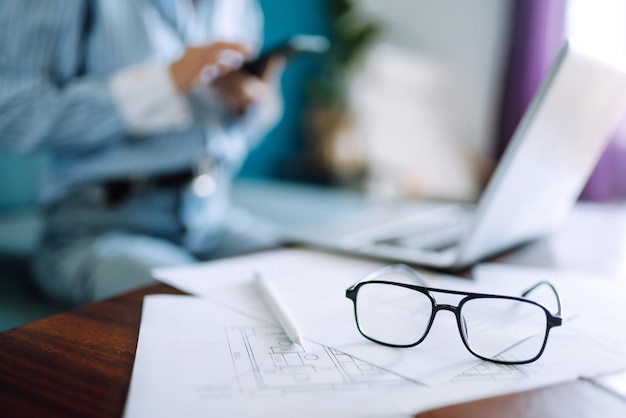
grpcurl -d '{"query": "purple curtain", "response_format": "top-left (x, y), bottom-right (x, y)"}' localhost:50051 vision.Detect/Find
top-left (581, 120), bottom-right (626, 200)
top-left (497, 0), bottom-right (626, 201)
top-left (496, 0), bottom-right (567, 158)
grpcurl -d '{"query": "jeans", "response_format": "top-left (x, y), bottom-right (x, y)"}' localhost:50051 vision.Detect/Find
top-left (32, 183), bottom-right (279, 305)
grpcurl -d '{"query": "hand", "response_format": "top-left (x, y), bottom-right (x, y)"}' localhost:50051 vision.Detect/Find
top-left (212, 55), bottom-right (286, 117)
top-left (169, 42), bottom-right (253, 93)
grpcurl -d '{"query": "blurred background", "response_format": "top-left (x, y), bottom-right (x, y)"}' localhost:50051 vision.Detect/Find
top-left (3, 0), bottom-right (626, 211)
top-left (248, 0), bottom-right (626, 203)
top-left (2, 0), bottom-right (626, 328)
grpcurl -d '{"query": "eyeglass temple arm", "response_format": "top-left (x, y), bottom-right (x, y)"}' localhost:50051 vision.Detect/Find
top-left (346, 263), bottom-right (428, 291)
top-left (521, 281), bottom-right (562, 316)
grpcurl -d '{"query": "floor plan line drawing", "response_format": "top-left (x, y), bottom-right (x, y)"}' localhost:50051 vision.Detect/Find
top-left (195, 325), bottom-right (416, 399)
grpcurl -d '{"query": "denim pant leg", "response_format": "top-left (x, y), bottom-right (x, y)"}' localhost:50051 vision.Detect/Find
top-left (199, 205), bottom-right (281, 260)
top-left (32, 187), bottom-right (195, 305)
top-left (179, 180), bottom-right (281, 260)
top-left (33, 232), bottom-right (196, 305)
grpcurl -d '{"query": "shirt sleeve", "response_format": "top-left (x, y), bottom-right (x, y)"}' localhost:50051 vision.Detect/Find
top-left (0, 0), bottom-right (128, 154)
top-left (110, 63), bottom-right (192, 134)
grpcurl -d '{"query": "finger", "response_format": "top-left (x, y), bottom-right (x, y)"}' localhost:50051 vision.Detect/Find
top-left (259, 55), bottom-right (286, 82)
top-left (207, 42), bottom-right (253, 67)
top-left (205, 43), bottom-right (258, 81)
top-left (211, 49), bottom-right (251, 78)
top-left (170, 42), bottom-right (254, 92)
top-left (214, 73), bottom-right (268, 116)
top-left (209, 41), bottom-right (254, 57)
top-left (198, 50), bottom-right (249, 83)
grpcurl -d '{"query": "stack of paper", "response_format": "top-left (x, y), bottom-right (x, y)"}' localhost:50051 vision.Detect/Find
top-left (123, 248), bottom-right (626, 417)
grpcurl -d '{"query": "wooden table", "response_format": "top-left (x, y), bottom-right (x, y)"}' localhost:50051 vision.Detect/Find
top-left (1, 202), bottom-right (626, 417)
top-left (0, 284), bottom-right (183, 418)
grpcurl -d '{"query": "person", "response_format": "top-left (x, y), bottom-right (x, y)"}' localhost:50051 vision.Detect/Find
top-left (0, 0), bottom-right (285, 305)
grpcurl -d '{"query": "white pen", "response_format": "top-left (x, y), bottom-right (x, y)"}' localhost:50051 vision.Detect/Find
top-left (254, 272), bottom-right (304, 347)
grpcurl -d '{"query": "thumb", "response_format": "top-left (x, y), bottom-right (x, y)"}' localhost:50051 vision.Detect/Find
top-left (260, 55), bottom-right (286, 82)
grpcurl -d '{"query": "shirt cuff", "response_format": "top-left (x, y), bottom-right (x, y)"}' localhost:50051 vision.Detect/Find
top-left (110, 63), bottom-right (192, 134)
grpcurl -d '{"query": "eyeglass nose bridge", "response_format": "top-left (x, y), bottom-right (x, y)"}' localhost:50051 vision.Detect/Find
top-left (431, 303), bottom-right (463, 326)
top-left (430, 302), bottom-right (469, 342)
top-left (432, 303), bottom-right (459, 314)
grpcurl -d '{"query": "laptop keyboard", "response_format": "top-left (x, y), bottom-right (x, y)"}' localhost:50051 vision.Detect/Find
top-left (373, 206), bottom-right (473, 253)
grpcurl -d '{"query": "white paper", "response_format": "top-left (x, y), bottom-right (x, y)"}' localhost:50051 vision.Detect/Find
top-left (124, 294), bottom-right (618, 418)
top-left (473, 262), bottom-right (626, 392)
top-left (124, 295), bottom-right (427, 418)
top-left (154, 249), bottom-right (626, 389)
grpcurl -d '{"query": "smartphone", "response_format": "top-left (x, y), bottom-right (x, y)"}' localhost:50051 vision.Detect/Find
top-left (242, 34), bottom-right (330, 76)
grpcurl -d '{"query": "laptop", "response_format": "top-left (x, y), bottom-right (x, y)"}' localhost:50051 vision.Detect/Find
top-left (282, 41), bottom-right (626, 269)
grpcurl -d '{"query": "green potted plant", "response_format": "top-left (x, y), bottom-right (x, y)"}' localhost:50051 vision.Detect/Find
top-left (305, 0), bottom-right (382, 186)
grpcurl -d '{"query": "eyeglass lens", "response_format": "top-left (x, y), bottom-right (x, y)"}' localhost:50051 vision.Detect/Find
top-left (356, 282), bottom-right (433, 346)
top-left (354, 282), bottom-right (550, 363)
top-left (460, 297), bottom-right (548, 362)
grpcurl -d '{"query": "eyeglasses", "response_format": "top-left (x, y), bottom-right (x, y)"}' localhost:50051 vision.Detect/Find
top-left (345, 264), bottom-right (562, 364)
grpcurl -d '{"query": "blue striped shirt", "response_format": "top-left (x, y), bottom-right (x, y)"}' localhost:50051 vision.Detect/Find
top-left (0, 0), bottom-right (264, 205)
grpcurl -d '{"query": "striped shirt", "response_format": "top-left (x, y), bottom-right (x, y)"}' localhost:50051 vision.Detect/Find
top-left (0, 0), bottom-right (265, 205)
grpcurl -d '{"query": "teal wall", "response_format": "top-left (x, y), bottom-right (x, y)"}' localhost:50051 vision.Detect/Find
top-left (0, 153), bottom-right (46, 211)
top-left (240, 0), bottom-right (330, 179)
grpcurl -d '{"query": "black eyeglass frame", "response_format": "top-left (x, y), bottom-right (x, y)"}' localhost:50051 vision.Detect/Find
top-left (345, 264), bottom-right (563, 365)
